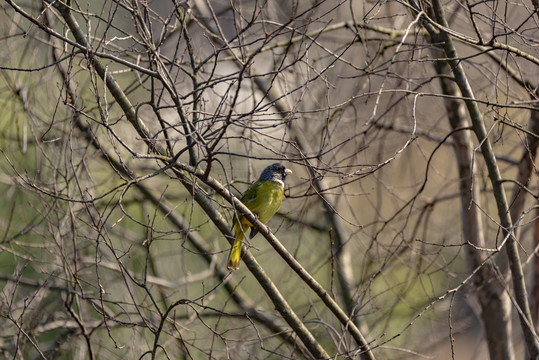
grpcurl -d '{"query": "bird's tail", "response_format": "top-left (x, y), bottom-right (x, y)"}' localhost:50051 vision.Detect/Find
top-left (227, 223), bottom-right (246, 270)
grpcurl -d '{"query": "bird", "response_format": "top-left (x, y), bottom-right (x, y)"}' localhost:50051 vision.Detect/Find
top-left (227, 163), bottom-right (292, 270)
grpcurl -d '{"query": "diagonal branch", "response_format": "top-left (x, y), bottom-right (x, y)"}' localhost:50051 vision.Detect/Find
top-left (172, 162), bottom-right (374, 358)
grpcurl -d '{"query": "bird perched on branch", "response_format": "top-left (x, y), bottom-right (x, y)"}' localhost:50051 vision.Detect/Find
top-left (227, 163), bottom-right (292, 270)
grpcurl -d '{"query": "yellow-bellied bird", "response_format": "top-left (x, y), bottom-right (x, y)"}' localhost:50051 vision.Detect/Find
top-left (227, 163), bottom-right (292, 270)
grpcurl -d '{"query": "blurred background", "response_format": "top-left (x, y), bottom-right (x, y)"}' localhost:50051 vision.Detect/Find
top-left (0, 0), bottom-right (538, 359)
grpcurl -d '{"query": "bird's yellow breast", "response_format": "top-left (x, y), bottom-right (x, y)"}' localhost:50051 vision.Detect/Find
top-left (236, 180), bottom-right (285, 226)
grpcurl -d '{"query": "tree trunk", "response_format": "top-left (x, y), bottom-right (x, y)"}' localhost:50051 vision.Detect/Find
top-left (432, 49), bottom-right (514, 360)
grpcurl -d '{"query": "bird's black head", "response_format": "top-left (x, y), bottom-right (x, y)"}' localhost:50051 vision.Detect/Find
top-left (258, 163), bottom-right (292, 184)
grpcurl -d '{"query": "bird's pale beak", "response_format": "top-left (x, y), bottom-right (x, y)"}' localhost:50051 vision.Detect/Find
top-left (285, 168), bottom-right (292, 175)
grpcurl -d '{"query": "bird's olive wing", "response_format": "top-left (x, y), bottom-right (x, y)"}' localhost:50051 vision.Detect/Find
top-left (240, 181), bottom-right (263, 211)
